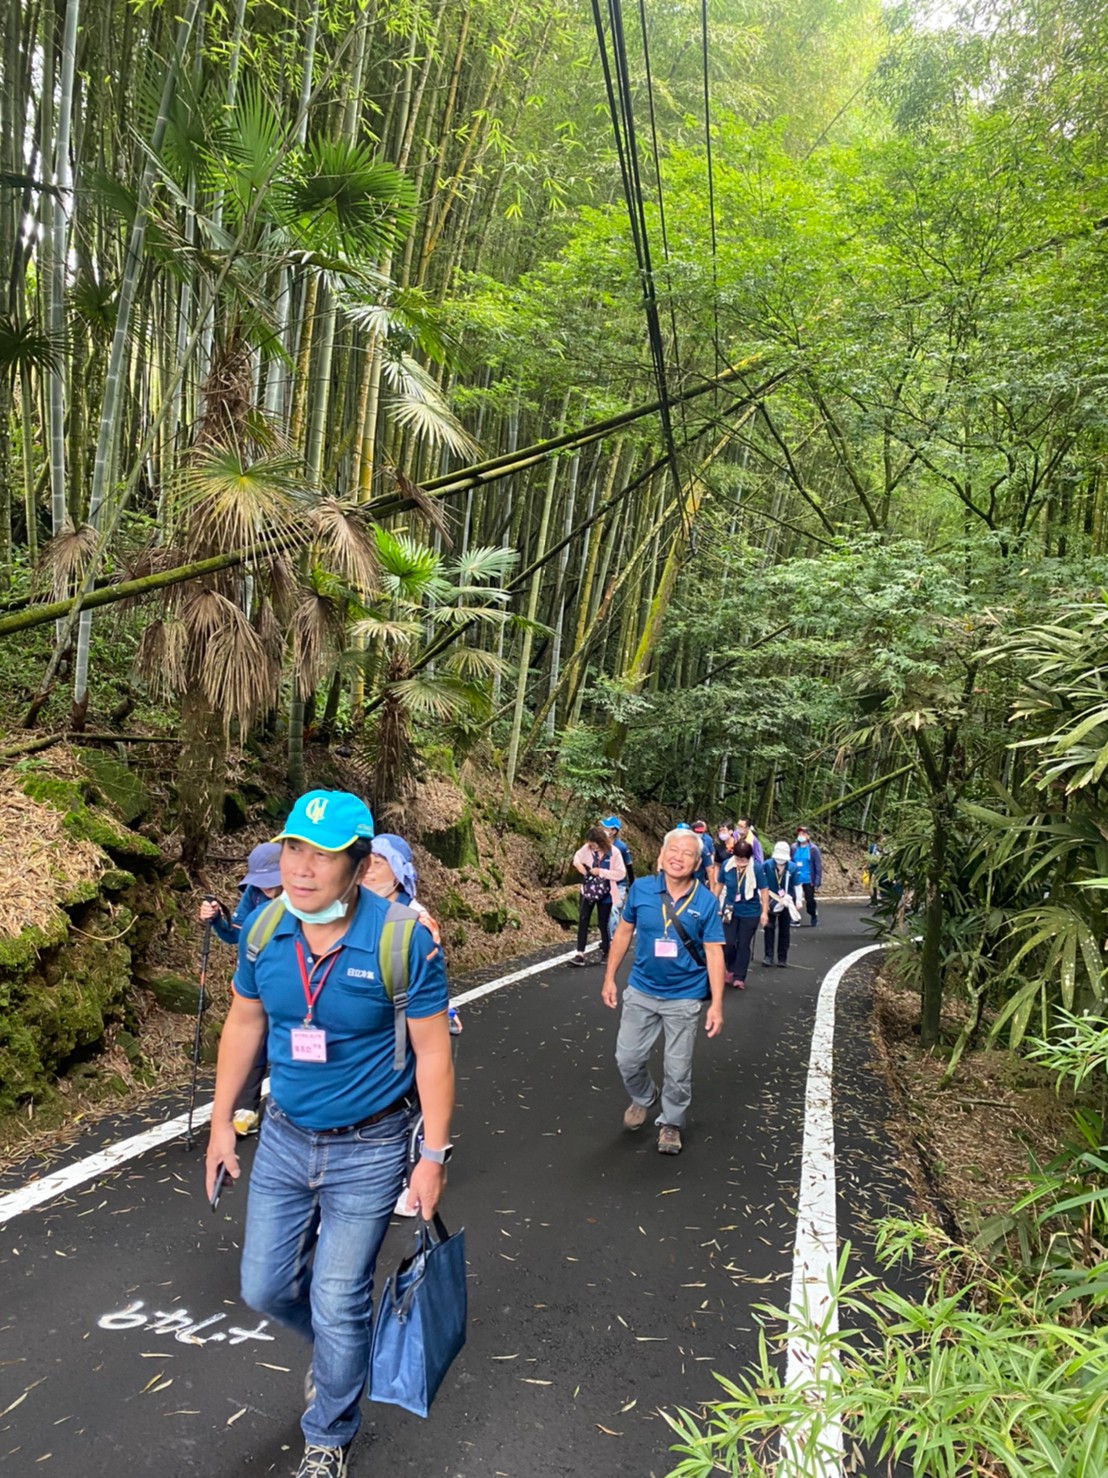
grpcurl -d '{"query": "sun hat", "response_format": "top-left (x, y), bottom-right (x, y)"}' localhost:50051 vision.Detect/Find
top-left (692, 819), bottom-right (707, 833)
top-left (371, 833), bottom-right (418, 899)
top-left (772, 841), bottom-right (791, 863)
top-left (600, 814), bottom-right (621, 831)
top-left (240, 841), bottom-right (282, 890)
top-left (275, 790), bottom-right (375, 852)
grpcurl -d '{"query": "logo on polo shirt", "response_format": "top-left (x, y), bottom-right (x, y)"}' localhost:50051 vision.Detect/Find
top-left (346, 967), bottom-right (376, 980)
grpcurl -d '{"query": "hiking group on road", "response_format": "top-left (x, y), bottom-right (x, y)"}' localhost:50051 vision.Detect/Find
top-left (196, 791), bottom-right (828, 1478)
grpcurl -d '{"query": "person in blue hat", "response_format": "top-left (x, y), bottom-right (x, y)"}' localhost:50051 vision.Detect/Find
top-left (600, 815), bottom-right (635, 885)
top-left (205, 790), bottom-right (453, 1478)
top-left (198, 842), bottom-right (285, 1135)
top-left (601, 815), bottom-right (634, 936)
top-left (200, 841), bottom-right (284, 946)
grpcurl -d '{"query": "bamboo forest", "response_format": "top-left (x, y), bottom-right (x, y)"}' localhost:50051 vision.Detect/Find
top-left (3, 0), bottom-right (1108, 1473)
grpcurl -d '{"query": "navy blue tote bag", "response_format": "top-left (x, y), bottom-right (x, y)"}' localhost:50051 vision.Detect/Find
top-left (368, 1213), bottom-right (467, 1417)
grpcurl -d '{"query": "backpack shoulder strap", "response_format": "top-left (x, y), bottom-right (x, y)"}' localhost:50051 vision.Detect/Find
top-left (379, 901), bottom-right (420, 1072)
top-left (244, 899), bottom-right (287, 963)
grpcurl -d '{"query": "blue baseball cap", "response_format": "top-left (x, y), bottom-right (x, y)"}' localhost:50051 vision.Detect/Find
top-left (600, 814), bottom-right (621, 830)
top-left (275, 790), bottom-right (375, 851)
top-left (241, 841), bottom-right (282, 890)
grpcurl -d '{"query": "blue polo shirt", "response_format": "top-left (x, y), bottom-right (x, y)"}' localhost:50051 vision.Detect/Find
top-left (233, 889), bottom-right (448, 1130)
top-left (622, 874), bottom-right (725, 1001)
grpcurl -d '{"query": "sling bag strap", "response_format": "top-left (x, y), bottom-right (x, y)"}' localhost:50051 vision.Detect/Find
top-left (245, 896), bottom-right (420, 1072)
top-left (668, 909), bottom-right (706, 969)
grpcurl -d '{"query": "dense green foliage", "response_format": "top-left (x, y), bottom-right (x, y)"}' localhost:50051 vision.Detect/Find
top-left (1, 0), bottom-right (1106, 1031)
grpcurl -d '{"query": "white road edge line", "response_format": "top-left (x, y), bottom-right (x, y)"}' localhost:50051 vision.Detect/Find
top-left (0, 942), bottom-right (599, 1228)
top-left (782, 941), bottom-right (886, 1478)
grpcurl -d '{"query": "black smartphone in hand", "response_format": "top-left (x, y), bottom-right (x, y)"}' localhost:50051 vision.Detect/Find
top-left (210, 1163), bottom-right (228, 1212)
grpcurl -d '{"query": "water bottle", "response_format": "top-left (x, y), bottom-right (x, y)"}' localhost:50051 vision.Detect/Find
top-left (448, 1006), bottom-right (463, 1035)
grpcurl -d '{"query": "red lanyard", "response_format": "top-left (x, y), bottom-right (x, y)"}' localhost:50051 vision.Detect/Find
top-left (295, 940), bottom-right (340, 1026)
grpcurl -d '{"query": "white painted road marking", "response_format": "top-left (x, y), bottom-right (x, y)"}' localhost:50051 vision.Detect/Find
top-left (0, 942), bottom-right (600, 1227)
top-left (783, 941), bottom-right (886, 1478)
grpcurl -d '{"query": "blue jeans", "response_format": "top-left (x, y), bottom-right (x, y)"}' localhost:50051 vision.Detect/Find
top-left (241, 1101), bottom-right (409, 1448)
top-left (615, 984), bottom-right (703, 1129)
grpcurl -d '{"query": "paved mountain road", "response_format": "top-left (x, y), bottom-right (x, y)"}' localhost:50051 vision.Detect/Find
top-left (0, 904), bottom-right (911, 1477)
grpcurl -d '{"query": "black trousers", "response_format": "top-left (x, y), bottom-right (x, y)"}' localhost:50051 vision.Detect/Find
top-left (764, 911), bottom-right (792, 963)
top-left (724, 913), bottom-right (760, 981)
top-left (577, 892), bottom-right (612, 956)
top-left (235, 1038), bottom-right (268, 1115)
top-left (801, 883), bottom-right (818, 923)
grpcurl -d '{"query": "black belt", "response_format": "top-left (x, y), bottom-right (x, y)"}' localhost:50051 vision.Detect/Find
top-left (274, 1093), bottom-right (412, 1137)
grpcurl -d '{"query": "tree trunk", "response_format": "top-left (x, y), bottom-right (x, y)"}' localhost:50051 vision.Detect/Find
top-left (178, 684), bottom-right (227, 871)
top-left (919, 799), bottom-right (947, 1049)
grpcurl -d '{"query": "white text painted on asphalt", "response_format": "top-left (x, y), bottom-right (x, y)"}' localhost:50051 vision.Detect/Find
top-left (97, 1300), bottom-right (274, 1347)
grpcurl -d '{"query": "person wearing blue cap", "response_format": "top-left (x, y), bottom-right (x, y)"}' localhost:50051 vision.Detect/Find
top-left (601, 815), bottom-right (634, 937)
top-left (601, 815), bottom-right (635, 886)
top-left (198, 842), bottom-right (284, 1135)
top-left (205, 790), bottom-right (453, 1478)
top-left (200, 841), bottom-right (284, 946)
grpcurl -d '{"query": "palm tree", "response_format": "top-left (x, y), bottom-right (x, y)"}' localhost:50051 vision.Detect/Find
top-left (350, 529), bottom-right (519, 815)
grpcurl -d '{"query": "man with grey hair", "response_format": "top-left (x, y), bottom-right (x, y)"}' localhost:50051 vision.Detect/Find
top-left (601, 828), bottom-right (725, 1155)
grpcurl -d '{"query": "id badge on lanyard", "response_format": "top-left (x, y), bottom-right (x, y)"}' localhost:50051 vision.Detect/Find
top-left (291, 1026), bottom-right (328, 1062)
top-left (657, 891), bottom-right (692, 959)
top-left (293, 941), bottom-right (339, 1062)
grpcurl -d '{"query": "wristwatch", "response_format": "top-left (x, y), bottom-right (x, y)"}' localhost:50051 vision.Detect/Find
top-left (419, 1143), bottom-right (453, 1165)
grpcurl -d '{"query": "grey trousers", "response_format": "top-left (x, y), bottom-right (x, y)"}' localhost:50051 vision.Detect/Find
top-left (615, 984), bottom-right (704, 1130)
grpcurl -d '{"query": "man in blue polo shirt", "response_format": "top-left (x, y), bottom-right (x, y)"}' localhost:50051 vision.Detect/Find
top-left (601, 828), bottom-right (725, 1155)
top-left (205, 790), bottom-right (453, 1478)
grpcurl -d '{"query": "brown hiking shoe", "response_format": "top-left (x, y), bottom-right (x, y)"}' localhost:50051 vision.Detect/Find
top-left (656, 1125), bottom-right (682, 1155)
top-left (623, 1096), bottom-right (655, 1130)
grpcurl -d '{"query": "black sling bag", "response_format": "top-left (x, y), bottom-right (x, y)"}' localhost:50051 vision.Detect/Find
top-left (668, 910), bottom-right (706, 968)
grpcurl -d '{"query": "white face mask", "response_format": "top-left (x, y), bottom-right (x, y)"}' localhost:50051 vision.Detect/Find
top-left (279, 879), bottom-right (356, 927)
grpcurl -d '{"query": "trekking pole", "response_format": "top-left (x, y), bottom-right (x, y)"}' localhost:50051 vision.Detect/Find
top-left (185, 899), bottom-right (218, 1150)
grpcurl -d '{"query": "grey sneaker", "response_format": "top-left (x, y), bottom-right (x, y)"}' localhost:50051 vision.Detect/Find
top-left (657, 1124), bottom-right (682, 1155)
top-left (623, 1092), bottom-right (656, 1130)
top-left (294, 1445), bottom-right (350, 1478)
top-left (569, 952), bottom-right (587, 967)
top-left (303, 1362), bottom-right (316, 1406)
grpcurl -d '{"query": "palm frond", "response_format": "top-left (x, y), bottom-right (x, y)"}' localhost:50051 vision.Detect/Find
top-left (252, 594), bottom-right (285, 671)
top-left (348, 614), bottom-right (423, 649)
top-left (133, 617), bottom-right (188, 701)
top-left (373, 524), bottom-right (445, 596)
top-left (290, 588), bottom-right (346, 699)
top-left (443, 646), bottom-right (510, 680)
top-left (278, 141), bottom-right (414, 256)
top-left (260, 554), bottom-right (299, 628)
top-left (211, 78), bottom-right (284, 229)
top-left (39, 522), bottom-right (98, 600)
top-left (427, 603), bottom-right (516, 628)
top-left (386, 674), bottom-right (474, 723)
top-left (175, 448), bottom-right (310, 560)
top-left (449, 544), bottom-right (519, 585)
top-left (337, 282), bottom-right (462, 366)
top-left (387, 466), bottom-right (452, 545)
top-left (380, 352), bottom-right (480, 458)
top-left (0, 313), bottom-right (64, 380)
top-left (184, 587), bottom-right (279, 728)
top-left (307, 498), bottom-right (379, 592)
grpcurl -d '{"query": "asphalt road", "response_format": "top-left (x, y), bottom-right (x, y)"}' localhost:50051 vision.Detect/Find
top-left (0, 903), bottom-right (912, 1477)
